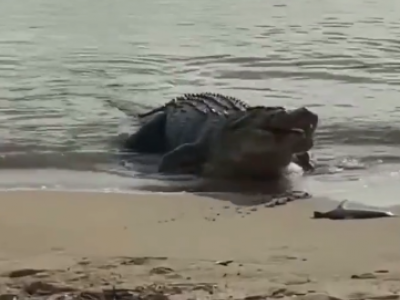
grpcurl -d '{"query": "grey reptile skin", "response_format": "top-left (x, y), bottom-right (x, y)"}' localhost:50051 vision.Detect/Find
top-left (120, 92), bottom-right (318, 180)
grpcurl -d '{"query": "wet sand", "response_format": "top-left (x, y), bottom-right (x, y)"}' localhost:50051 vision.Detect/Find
top-left (0, 191), bottom-right (399, 300)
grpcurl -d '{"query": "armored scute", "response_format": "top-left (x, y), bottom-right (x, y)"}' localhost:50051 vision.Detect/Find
top-left (123, 92), bottom-right (318, 180)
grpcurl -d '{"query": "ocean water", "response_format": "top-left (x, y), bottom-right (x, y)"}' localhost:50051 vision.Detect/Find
top-left (1, 0), bottom-right (400, 205)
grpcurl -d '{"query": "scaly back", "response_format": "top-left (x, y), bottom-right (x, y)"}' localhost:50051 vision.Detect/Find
top-left (138, 92), bottom-right (250, 119)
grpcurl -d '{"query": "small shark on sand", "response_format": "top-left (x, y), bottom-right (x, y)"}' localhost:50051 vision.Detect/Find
top-left (313, 200), bottom-right (396, 220)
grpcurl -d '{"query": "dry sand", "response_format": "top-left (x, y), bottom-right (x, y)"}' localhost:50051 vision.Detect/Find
top-left (0, 191), bottom-right (398, 300)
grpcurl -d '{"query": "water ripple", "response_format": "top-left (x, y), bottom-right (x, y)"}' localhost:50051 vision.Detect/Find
top-left (0, 0), bottom-right (399, 172)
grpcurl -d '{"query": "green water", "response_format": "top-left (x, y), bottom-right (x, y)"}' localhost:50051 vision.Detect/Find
top-left (0, 0), bottom-right (400, 204)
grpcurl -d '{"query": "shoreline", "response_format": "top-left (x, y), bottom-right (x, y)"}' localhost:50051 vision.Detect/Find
top-left (0, 191), bottom-right (399, 299)
top-left (0, 187), bottom-right (398, 209)
top-left (1, 165), bottom-right (400, 208)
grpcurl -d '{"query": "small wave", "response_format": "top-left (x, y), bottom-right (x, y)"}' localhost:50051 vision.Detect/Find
top-left (317, 123), bottom-right (400, 146)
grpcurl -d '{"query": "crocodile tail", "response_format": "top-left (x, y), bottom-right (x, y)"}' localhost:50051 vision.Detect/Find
top-left (138, 106), bottom-right (167, 118)
top-left (105, 99), bottom-right (148, 118)
top-left (106, 100), bottom-right (137, 116)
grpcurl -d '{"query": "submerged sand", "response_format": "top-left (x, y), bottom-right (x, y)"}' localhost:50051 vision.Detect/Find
top-left (0, 191), bottom-right (398, 300)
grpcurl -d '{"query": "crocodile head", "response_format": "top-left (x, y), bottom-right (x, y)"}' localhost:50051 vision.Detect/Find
top-left (203, 106), bottom-right (318, 180)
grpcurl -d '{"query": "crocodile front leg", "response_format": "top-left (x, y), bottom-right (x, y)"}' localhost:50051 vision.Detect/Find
top-left (124, 112), bottom-right (167, 154)
top-left (158, 143), bottom-right (205, 174)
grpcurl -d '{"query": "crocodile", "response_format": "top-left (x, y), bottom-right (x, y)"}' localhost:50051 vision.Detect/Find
top-left (122, 92), bottom-right (318, 180)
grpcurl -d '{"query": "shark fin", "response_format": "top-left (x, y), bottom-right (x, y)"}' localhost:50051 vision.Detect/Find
top-left (336, 200), bottom-right (349, 210)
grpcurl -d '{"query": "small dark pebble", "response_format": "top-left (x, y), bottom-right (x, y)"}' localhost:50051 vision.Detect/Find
top-left (0, 294), bottom-right (18, 300)
top-left (149, 267), bottom-right (174, 275)
top-left (24, 281), bottom-right (76, 295)
top-left (244, 296), bottom-right (267, 300)
top-left (215, 260), bottom-right (233, 266)
top-left (5, 269), bottom-right (46, 278)
top-left (375, 269), bottom-right (389, 273)
top-left (351, 273), bottom-right (377, 279)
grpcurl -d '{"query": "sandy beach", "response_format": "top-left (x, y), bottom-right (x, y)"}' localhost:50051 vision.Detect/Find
top-left (0, 191), bottom-right (398, 300)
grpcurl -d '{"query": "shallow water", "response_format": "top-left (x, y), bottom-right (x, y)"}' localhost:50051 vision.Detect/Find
top-left (1, 0), bottom-right (400, 205)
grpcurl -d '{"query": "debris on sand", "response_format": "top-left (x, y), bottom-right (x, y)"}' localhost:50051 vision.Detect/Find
top-left (215, 260), bottom-right (234, 266)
